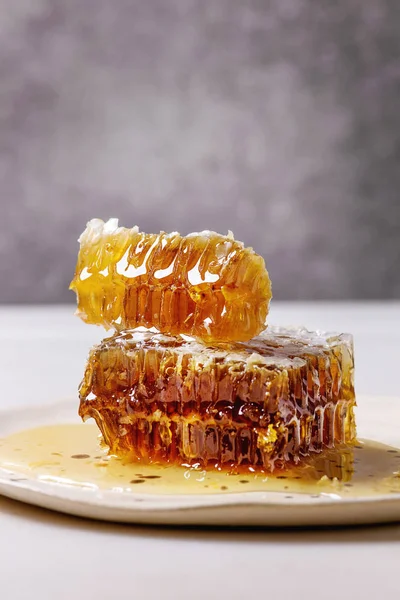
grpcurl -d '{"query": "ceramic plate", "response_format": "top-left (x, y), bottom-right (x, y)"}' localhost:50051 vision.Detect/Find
top-left (0, 395), bottom-right (399, 527)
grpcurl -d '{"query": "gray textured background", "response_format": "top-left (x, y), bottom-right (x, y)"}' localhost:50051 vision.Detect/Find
top-left (1, 0), bottom-right (399, 302)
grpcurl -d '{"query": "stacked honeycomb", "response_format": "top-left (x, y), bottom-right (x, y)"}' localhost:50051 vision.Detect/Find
top-left (73, 220), bottom-right (356, 470)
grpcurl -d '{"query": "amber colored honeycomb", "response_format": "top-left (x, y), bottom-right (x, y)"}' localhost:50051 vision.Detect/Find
top-left (79, 326), bottom-right (356, 470)
top-left (70, 219), bottom-right (272, 343)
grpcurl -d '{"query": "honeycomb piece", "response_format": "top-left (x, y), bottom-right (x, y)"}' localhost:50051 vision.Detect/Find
top-left (79, 326), bottom-right (356, 470)
top-left (70, 218), bottom-right (272, 342)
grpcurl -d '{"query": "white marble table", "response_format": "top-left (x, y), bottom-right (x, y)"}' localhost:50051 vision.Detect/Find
top-left (1, 303), bottom-right (399, 599)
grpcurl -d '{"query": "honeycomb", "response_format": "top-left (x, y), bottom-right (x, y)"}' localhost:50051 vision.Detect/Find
top-left (70, 219), bottom-right (272, 343)
top-left (79, 326), bottom-right (356, 470)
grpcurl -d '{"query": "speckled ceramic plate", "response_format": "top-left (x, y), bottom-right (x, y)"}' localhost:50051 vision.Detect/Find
top-left (0, 395), bottom-right (399, 527)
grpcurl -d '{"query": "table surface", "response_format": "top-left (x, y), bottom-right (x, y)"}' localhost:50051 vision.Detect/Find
top-left (1, 302), bottom-right (399, 599)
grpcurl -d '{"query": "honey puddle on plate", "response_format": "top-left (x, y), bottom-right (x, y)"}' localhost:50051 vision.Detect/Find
top-left (1, 423), bottom-right (400, 498)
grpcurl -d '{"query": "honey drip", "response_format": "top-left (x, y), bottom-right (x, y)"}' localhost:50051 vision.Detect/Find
top-left (79, 326), bottom-right (356, 470)
top-left (70, 219), bottom-right (272, 343)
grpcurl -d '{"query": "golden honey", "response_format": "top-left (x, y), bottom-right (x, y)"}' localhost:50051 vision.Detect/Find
top-left (71, 220), bottom-right (356, 472)
top-left (70, 219), bottom-right (272, 343)
top-left (2, 423), bottom-right (400, 499)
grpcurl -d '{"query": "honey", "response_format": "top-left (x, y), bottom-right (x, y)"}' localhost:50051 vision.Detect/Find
top-left (2, 423), bottom-right (400, 500)
top-left (70, 219), bottom-right (272, 343)
top-left (79, 326), bottom-right (356, 470)
top-left (71, 220), bottom-right (356, 472)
